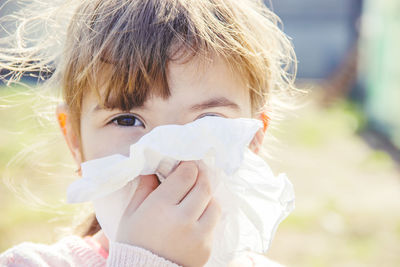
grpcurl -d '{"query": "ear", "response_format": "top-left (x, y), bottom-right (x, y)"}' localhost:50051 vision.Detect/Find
top-left (56, 104), bottom-right (82, 171)
top-left (249, 128), bottom-right (265, 154)
top-left (249, 112), bottom-right (269, 154)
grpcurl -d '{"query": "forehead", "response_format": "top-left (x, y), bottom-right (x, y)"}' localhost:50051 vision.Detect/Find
top-left (166, 55), bottom-right (249, 101)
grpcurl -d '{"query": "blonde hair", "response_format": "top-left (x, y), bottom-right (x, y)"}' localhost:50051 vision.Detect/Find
top-left (2, 0), bottom-right (298, 133)
top-left (1, 0), bottom-right (299, 236)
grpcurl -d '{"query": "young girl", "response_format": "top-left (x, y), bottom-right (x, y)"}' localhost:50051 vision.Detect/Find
top-left (0, 0), bottom-right (298, 266)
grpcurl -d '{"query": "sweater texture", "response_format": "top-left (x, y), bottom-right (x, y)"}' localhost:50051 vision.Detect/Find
top-left (0, 235), bottom-right (283, 266)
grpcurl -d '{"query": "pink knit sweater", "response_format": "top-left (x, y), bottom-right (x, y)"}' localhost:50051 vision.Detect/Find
top-left (0, 236), bottom-right (179, 267)
top-left (0, 235), bottom-right (283, 266)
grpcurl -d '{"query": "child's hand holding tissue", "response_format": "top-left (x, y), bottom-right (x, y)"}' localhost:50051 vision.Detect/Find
top-left (67, 117), bottom-right (294, 266)
top-left (115, 161), bottom-right (220, 267)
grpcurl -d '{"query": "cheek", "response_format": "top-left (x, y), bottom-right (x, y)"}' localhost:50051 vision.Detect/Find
top-left (80, 125), bottom-right (144, 161)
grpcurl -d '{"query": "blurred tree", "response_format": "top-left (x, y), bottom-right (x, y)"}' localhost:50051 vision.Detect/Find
top-left (358, 0), bottom-right (400, 150)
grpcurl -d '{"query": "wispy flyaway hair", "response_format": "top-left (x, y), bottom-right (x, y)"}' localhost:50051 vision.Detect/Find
top-left (1, 0), bottom-right (298, 136)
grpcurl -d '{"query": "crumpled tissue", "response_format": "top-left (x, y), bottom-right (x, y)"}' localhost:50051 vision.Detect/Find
top-left (67, 116), bottom-right (295, 266)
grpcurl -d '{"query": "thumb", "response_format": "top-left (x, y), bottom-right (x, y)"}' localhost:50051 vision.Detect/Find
top-left (124, 175), bottom-right (159, 215)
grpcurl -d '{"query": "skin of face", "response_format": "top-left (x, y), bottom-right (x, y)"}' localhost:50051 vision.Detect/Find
top-left (57, 54), bottom-right (264, 253)
top-left (79, 55), bottom-right (253, 161)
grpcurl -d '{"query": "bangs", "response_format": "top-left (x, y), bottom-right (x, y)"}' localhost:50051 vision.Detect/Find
top-left (61, 0), bottom-right (297, 134)
top-left (65, 0), bottom-right (217, 111)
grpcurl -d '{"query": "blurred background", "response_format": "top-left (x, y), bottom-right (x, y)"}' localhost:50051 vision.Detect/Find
top-left (1, 0), bottom-right (400, 266)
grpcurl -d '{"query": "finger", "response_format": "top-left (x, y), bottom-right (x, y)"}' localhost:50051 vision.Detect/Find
top-left (153, 161), bottom-right (198, 205)
top-left (197, 198), bottom-right (221, 232)
top-left (179, 162), bottom-right (212, 220)
top-left (125, 175), bottom-right (159, 215)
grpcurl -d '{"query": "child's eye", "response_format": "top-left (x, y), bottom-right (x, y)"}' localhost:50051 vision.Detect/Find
top-left (197, 113), bottom-right (224, 120)
top-left (111, 115), bottom-right (144, 127)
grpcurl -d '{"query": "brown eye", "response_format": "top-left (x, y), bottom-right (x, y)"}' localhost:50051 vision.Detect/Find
top-left (111, 115), bottom-right (144, 127)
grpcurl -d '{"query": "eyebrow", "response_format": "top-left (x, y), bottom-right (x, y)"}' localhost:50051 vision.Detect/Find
top-left (190, 97), bottom-right (240, 111)
top-left (92, 97), bottom-right (240, 112)
top-left (92, 104), bottom-right (143, 113)
top-left (92, 104), bottom-right (109, 113)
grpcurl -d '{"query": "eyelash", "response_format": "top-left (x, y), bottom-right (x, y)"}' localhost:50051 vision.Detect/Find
top-left (197, 113), bottom-right (224, 119)
top-left (110, 114), bottom-right (144, 127)
top-left (109, 113), bottom-right (223, 128)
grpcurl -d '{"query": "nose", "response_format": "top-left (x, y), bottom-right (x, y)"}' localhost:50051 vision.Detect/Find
top-left (145, 116), bottom-right (190, 133)
top-left (142, 103), bottom-right (190, 132)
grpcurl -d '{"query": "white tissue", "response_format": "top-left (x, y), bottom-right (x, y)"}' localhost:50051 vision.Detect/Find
top-left (67, 116), bottom-right (295, 266)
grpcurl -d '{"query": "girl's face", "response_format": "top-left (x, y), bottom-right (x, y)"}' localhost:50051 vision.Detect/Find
top-left (71, 56), bottom-right (253, 162)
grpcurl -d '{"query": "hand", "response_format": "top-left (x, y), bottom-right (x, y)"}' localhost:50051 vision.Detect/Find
top-left (115, 161), bottom-right (222, 267)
